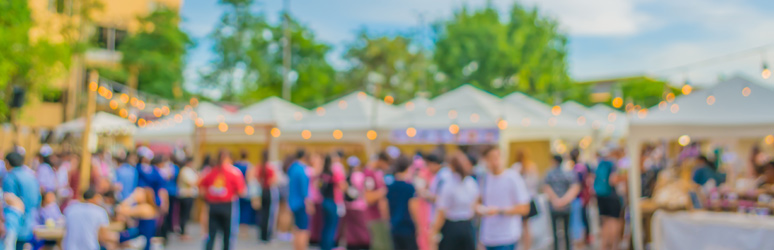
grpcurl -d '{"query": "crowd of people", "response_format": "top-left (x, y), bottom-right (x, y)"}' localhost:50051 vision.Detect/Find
top-left (0, 141), bottom-right (636, 250)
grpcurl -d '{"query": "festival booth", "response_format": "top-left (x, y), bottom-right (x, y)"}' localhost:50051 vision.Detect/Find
top-left (627, 76), bottom-right (774, 250)
top-left (134, 109), bottom-right (196, 154)
top-left (279, 92), bottom-right (402, 160)
top-left (56, 111), bottom-right (136, 152)
top-left (386, 85), bottom-right (502, 156)
top-left (500, 93), bottom-right (593, 174)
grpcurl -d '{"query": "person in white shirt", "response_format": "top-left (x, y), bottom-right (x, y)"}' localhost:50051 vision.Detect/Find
top-left (63, 187), bottom-right (117, 250)
top-left (431, 152), bottom-right (479, 250)
top-left (478, 146), bottom-right (531, 250)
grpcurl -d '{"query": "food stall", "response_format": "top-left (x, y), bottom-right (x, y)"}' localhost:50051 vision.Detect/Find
top-left (627, 76), bottom-right (774, 250)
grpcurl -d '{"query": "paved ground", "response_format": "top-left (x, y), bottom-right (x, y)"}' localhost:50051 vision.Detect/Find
top-left (165, 224), bottom-right (293, 250)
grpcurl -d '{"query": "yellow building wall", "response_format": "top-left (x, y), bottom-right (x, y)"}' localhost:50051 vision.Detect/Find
top-left (508, 140), bottom-right (552, 176)
top-left (200, 143), bottom-right (267, 166)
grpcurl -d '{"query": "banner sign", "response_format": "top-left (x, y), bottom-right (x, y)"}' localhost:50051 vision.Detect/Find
top-left (390, 128), bottom-right (499, 145)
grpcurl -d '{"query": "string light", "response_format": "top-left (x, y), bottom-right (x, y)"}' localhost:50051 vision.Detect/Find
top-left (316, 107), bottom-right (326, 116)
top-left (137, 100), bottom-right (145, 110)
top-left (521, 118), bottom-right (531, 127)
top-left (577, 116), bottom-right (586, 125)
top-left (137, 118), bottom-right (147, 127)
top-left (665, 93), bottom-right (676, 103)
top-left (89, 82), bottom-right (98, 92)
top-left (333, 130), bottom-right (343, 140)
top-left (195, 118), bottom-right (204, 127)
top-left (426, 107), bottom-right (436, 116)
top-left (120, 94), bottom-right (129, 103)
top-left (742, 87), bottom-right (751, 97)
top-left (130, 97), bottom-right (138, 106)
top-left (366, 130), bottom-right (377, 140)
top-left (706, 95), bottom-right (716, 105)
top-left (658, 101), bottom-right (667, 110)
top-left (681, 84), bottom-right (692, 95)
top-left (497, 119), bottom-right (508, 130)
top-left (678, 135), bottom-right (691, 146)
top-left (245, 126), bottom-right (255, 135)
top-left (765, 135), bottom-right (774, 145)
top-left (763, 63), bottom-right (771, 79)
top-left (174, 114), bottom-right (183, 122)
top-left (384, 95), bottom-right (394, 105)
top-left (190, 97), bottom-right (199, 106)
top-left (670, 104), bottom-right (680, 113)
top-left (119, 109), bottom-right (128, 118)
top-left (302, 130), bottom-right (312, 140)
top-left (548, 118), bottom-right (557, 127)
top-left (470, 113), bottom-right (480, 123)
top-left (551, 106), bottom-right (562, 116)
top-left (405, 101), bottom-right (415, 111)
top-left (448, 110), bottom-right (458, 119)
top-left (153, 108), bottom-right (163, 117)
top-left (294, 112), bottom-right (303, 121)
top-left (448, 124), bottom-right (460, 134)
top-left (128, 114), bottom-right (137, 123)
top-left (161, 106), bottom-right (170, 115)
top-left (406, 127), bottom-right (417, 137)
top-left (579, 136), bottom-right (592, 149)
top-left (218, 122), bottom-right (228, 132)
top-left (612, 97), bottom-right (623, 108)
top-left (109, 100), bottom-right (118, 110)
top-left (637, 109), bottom-right (648, 119)
top-left (338, 100), bottom-right (348, 109)
top-left (271, 128), bottom-right (281, 138)
top-left (244, 115), bottom-right (253, 124)
top-left (357, 92), bottom-right (367, 101)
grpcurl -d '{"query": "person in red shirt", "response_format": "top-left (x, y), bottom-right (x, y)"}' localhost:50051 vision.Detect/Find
top-left (199, 150), bottom-right (246, 250)
top-left (252, 150), bottom-right (277, 243)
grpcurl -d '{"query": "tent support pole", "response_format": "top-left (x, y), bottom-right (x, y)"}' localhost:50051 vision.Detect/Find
top-left (627, 138), bottom-right (644, 250)
top-left (79, 70), bottom-right (98, 194)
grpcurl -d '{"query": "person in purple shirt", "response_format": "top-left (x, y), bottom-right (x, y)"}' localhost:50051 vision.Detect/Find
top-left (36, 153), bottom-right (70, 200)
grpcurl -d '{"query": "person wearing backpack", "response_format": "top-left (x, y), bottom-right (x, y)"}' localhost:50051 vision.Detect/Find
top-left (594, 148), bottom-right (625, 250)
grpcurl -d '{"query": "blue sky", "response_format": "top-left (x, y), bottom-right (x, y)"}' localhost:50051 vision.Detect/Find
top-left (180, 0), bottom-right (774, 92)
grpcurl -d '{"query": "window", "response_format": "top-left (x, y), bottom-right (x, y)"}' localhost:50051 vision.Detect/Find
top-left (49, 0), bottom-right (72, 15)
top-left (93, 26), bottom-right (129, 51)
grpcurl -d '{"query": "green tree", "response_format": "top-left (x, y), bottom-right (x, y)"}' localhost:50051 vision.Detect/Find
top-left (433, 4), bottom-right (584, 104)
top-left (0, 0), bottom-right (85, 121)
top-left (119, 6), bottom-right (193, 99)
top-left (343, 31), bottom-right (431, 103)
top-left (202, 0), bottom-right (339, 107)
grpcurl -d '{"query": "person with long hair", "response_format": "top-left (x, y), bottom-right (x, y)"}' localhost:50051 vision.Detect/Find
top-left (319, 153), bottom-right (347, 250)
top-left (478, 146), bottom-right (531, 250)
top-left (339, 156), bottom-right (371, 250)
top-left (570, 148), bottom-right (593, 247)
top-left (511, 149), bottom-right (540, 250)
top-left (431, 151), bottom-right (479, 250)
top-left (199, 149), bottom-right (247, 250)
top-left (693, 155), bottom-right (726, 186)
top-left (251, 150), bottom-right (279, 243)
top-left (117, 187), bottom-right (160, 250)
top-left (594, 148), bottom-right (625, 250)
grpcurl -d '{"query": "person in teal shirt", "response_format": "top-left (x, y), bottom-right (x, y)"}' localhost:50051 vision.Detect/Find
top-left (692, 155), bottom-right (726, 186)
top-left (3, 152), bottom-right (41, 250)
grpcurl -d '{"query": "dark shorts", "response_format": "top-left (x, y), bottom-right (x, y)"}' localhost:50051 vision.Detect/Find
top-left (597, 195), bottom-right (622, 218)
top-left (292, 208), bottom-right (309, 230)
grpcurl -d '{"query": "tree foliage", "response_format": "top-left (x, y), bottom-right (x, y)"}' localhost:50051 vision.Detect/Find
top-left (0, 0), bottom-right (81, 121)
top-left (433, 4), bottom-right (585, 104)
top-left (202, 0), bottom-right (339, 107)
top-left (342, 31), bottom-right (430, 103)
top-left (119, 6), bottom-right (193, 99)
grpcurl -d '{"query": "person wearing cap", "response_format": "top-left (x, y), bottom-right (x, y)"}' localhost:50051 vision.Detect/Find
top-left (4, 152), bottom-right (41, 250)
top-left (543, 155), bottom-right (580, 250)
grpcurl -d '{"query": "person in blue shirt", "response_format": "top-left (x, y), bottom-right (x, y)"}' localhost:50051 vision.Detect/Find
top-left (3, 152), bottom-right (41, 250)
top-left (158, 155), bottom-right (179, 243)
top-left (115, 152), bottom-right (138, 201)
top-left (386, 155), bottom-right (420, 250)
top-left (692, 155), bottom-right (726, 186)
top-left (136, 153), bottom-right (168, 229)
top-left (287, 149), bottom-right (311, 250)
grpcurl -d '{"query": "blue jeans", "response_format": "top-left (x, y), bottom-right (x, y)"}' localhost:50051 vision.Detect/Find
top-left (486, 243), bottom-right (517, 250)
top-left (320, 198), bottom-right (339, 250)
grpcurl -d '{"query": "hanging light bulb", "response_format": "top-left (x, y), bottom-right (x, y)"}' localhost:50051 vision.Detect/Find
top-left (406, 127), bottom-right (417, 137)
top-left (706, 95), bottom-right (716, 105)
top-left (763, 63), bottom-right (771, 79)
top-left (366, 130), bottom-right (378, 140)
top-left (612, 97), bottom-right (623, 108)
top-left (742, 87), bottom-right (751, 97)
top-left (271, 128), bottom-right (281, 138)
top-left (332, 130), bottom-right (343, 140)
top-left (681, 84), bottom-right (692, 95)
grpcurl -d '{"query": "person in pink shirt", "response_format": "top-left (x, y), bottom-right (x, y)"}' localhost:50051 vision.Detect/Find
top-left (411, 155), bottom-right (433, 250)
top-left (339, 156), bottom-right (371, 249)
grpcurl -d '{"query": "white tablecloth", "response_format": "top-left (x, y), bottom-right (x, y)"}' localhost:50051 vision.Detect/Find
top-left (652, 211), bottom-right (774, 250)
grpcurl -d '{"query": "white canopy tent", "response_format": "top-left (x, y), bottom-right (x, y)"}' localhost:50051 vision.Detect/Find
top-left (281, 91), bottom-right (402, 143)
top-left (387, 85), bottom-right (502, 130)
top-left (627, 75), bottom-right (774, 250)
top-left (501, 93), bottom-right (592, 142)
top-left (57, 111), bottom-right (136, 135)
top-left (237, 96), bottom-right (307, 127)
top-left (134, 112), bottom-right (195, 145)
top-left (590, 104), bottom-right (628, 138)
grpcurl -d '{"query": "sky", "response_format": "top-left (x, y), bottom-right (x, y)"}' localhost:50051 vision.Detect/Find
top-left (179, 0), bottom-right (774, 92)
